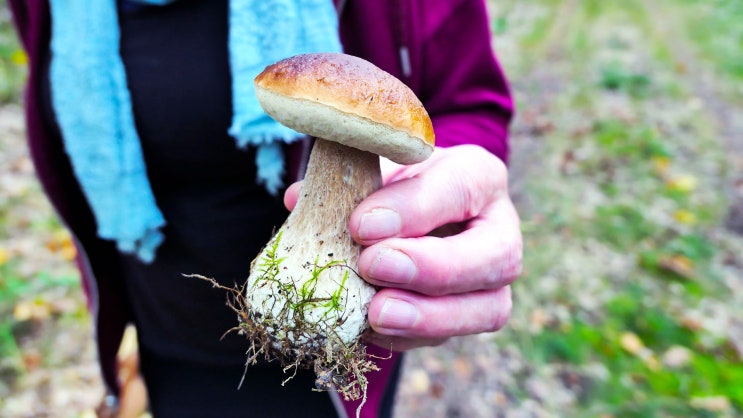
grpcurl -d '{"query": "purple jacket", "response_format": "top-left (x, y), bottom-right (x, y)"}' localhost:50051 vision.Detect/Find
top-left (9, 1), bottom-right (513, 416)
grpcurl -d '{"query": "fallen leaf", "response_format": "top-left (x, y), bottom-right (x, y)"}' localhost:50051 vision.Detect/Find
top-left (22, 348), bottom-right (43, 371)
top-left (658, 255), bottom-right (695, 279)
top-left (667, 174), bottom-right (698, 193)
top-left (529, 308), bottom-right (549, 333)
top-left (13, 298), bottom-right (53, 321)
top-left (690, 396), bottom-right (731, 412)
top-left (452, 357), bottom-right (472, 380)
top-left (45, 230), bottom-right (77, 261)
top-left (652, 156), bottom-right (670, 174)
top-left (408, 369), bottom-right (430, 395)
top-left (620, 332), bottom-right (644, 355)
top-left (11, 49), bottom-right (28, 65)
top-left (673, 210), bottom-right (697, 225)
top-left (0, 247), bottom-right (9, 266)
top-left (662, 345), bottom-right (691, 368)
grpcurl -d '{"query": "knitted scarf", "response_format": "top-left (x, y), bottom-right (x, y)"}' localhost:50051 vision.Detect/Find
top-left (48, 0), bottom-right (342, 262)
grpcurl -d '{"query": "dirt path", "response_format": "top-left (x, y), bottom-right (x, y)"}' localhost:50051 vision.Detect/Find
top-left (640, 0), bottom-right (743, 234)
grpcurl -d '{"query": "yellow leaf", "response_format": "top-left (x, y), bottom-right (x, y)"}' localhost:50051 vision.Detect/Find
top-left (620, 332), bottom-right (644, 355)
top-left (11, 49), bottom-right (28, 66)
top-left (667, 174), bottom-right (698, 193)
top-left (13, 301), bottom-right (33, 321)
top-left (13, 299), bottom-right (53, 321)
top-left (644, 354), bottom-right (661, 371)
top-left (653, 156), bottom-right (670, 174)
top-left (45, 230), bottom-right (77, 261)
top-left (620, 332), bottom-right (662, 370)
top-left (61, 244), bottom-right (77, 261)
top-left (658, 255), bottom-right (695, 279)
top-left (0, 248), bottom-right (9, 266)
top-left (674, 210), bottom-right (697, 225)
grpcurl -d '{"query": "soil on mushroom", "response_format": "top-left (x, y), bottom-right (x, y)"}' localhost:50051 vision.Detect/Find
top-left (188, 271), bottom-right (386, 409)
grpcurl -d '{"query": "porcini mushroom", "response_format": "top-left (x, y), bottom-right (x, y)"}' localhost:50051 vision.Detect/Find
top-left (243, 52), bottom-right (434, 401)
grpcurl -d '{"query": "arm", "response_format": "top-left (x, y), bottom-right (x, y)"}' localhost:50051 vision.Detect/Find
top-left (420, 0), bottom-right (514, 162)
top-left (352, 0), bottom-right (520, 350)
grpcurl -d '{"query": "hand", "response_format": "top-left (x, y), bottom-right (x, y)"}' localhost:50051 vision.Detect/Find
top-left (284, 145), bottom-right (522, 351)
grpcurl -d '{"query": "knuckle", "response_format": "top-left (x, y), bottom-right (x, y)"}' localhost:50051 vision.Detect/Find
top-left (487, 289), bottom-right (513, 332)
top-left (484, 234), bottom-right (523, 289)
top-left (501, 239), bottom-right (524, 286)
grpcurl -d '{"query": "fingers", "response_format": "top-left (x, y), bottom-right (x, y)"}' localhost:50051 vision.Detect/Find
top-left (366, 286), bottom-right (512, 348)
top-left (364, 332), bottom-right (448, 353)
top-left (349, 145), bottom-right (509, 245)
top-left (358, 197), bottom-right (521, 295)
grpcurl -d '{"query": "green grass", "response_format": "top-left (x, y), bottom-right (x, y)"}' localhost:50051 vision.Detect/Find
top-left (679, 0), bottom-right (743, 81)
top-left (0, 3), bottom-right (26, 103)
top-left (489, 0), bottom-right (743, 416)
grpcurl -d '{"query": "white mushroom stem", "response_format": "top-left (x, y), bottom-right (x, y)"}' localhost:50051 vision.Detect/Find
top-left (246, 138), bottom-right (380, 348)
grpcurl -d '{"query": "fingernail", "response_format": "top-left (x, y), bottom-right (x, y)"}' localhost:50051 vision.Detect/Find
top-left (378, 298), bottom-right (418, 329)
top-left (358, 208), bottom-right (401, 240)
top-left (368, 248), bottom-right (416, 284)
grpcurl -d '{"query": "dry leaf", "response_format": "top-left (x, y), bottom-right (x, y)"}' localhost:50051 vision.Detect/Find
top-left (690, 396), bottom-right (731, 412)
top-left (13, 299), bottom-right (53, 321)
top-left (666, 174), bottom-right (698, 193)
top-left (408, 369), bottom-right (430, 395)
top-left (662, 346), bottom-right (691, 368)
top-left (620, 332), bottom-right (644, 355)
top-left (658, 255), bottom-right (694, 279)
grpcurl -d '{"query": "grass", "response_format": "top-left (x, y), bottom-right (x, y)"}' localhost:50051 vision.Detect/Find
top-left (487, 0), bottom-right (743, 416)
top-left (678, 0), bottom-right (743, 82)
top-left (0, 2), bottom-right (25, 103)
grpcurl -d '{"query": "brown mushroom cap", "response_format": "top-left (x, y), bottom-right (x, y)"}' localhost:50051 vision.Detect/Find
top-left (254, 52), bottom-right (435, 164)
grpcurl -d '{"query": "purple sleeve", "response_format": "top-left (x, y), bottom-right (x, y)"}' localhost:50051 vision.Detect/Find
top-left (419, 0), bottom-right (514, 163)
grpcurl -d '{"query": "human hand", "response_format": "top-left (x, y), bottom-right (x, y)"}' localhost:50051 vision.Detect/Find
top-left (284, 144), bottom-right (522, 351)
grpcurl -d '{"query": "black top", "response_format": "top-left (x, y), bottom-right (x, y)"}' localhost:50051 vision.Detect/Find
top-left (117, 0), bottom-right (288, 365)
top-left (95, 0), bottom-right (337, 415)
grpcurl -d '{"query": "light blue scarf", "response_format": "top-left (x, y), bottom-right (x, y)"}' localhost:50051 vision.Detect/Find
top-left (49, 0), bottom-right (342, 262)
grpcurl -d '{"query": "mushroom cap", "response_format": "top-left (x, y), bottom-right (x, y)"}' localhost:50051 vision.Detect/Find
top-left (254, 53), bottom-right (435, 165)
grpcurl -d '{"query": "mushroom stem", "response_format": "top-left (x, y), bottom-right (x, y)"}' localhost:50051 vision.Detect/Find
top-left (293, 138), bottom-right (382, 238)
top-left (246, 138), bottom-right (381, 352)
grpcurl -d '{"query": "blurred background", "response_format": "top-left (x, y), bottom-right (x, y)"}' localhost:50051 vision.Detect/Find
top-left (1, 0), bottom-right (742, 417)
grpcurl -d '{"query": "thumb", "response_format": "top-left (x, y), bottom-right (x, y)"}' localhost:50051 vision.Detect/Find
top-left (283, 181), bottom-right (303, 211)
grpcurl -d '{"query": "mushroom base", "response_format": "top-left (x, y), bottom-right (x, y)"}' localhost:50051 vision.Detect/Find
top-left (188, 273), bottom-right (383, 406)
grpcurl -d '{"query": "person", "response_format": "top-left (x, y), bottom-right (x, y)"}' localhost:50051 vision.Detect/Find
top-left (8, 0), bottom-right (521, 417)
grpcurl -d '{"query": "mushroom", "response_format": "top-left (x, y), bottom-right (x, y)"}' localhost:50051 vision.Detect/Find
top-left (242, 53), bottom-right (434, 400)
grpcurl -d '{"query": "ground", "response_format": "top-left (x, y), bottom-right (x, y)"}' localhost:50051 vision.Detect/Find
top-left (1, 1), bottom-right (743, 417)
